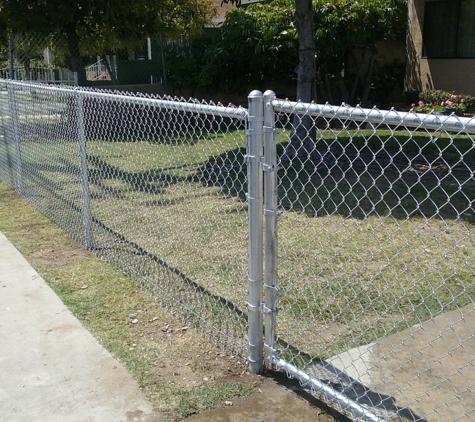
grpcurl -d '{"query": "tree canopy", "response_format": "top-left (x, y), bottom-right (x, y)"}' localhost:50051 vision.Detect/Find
top-left (167, 0), bottom-right (406, 103)
top-left (167, 0), bottom-right (406, 157)
top-left (0, 0), bottom-right (217, 84)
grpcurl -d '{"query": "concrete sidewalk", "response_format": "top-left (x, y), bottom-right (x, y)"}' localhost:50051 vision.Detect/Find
top-left (4, 217), bottom-right (474, 422)
top-left (0, 231), bottom-right (165, 422)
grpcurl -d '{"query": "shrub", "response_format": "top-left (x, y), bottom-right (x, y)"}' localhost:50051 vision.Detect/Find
top-left (413, 90), bottom-right (475, 114)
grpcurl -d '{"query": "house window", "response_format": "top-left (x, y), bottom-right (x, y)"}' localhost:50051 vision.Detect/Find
top-left (423, 0), bottom-right (475, 58)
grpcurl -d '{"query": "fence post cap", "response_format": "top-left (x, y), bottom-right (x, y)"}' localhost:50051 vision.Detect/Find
top-left (248, 90), bottom-right (263, 99)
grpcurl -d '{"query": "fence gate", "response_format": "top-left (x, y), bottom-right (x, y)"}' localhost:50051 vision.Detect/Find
top-left (247, 90), bottom-right (475, 421)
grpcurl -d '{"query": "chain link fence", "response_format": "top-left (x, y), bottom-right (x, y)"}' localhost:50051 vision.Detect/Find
top-left (0, 79), bottom-right (249, 356)
top-left (1, 32), bottom-right (184, 90)
top-left (261, 95), bottom-right (475, 421)
top-left (1, 80), bottom-right (475, 421)
top-left (0, 33), bottom-right (77, 85)
top-left (0, 32), bottom-right (251, 106)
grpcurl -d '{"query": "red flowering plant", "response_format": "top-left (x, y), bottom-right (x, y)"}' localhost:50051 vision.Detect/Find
top-left (411, 90), bottom-right (475, 115)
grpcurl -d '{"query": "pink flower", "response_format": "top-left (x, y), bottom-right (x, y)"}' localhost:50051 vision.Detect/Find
top-left (411, 103), bottom-right (416, 107)
top-left (418, 101), bottom-right (424, 106)
top-left (451, 94), bottom-right (457, 99)
top-left (445, 100), bottom-right (453, 106)
top-left (441, 101), bottom-right (445, 106)
top-left (461, 99), bottom-right (465, 103)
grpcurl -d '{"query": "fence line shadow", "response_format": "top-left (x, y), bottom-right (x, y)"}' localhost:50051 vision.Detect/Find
top-left (6, 101), bottom-right (475, 422)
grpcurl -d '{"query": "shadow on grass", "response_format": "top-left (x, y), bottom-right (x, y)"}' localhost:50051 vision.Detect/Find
top-left (11, 157), bottom-right (249, 353)
top-left (86, 143), bottom-right (248, 204)
top-left (8, 127), bottom-right (473, 422)
top-left (26, 130), bottom-right (473, 339)
top-left (0, 133), bottom-right (16, 187)
top-left (130, 130), bottom-right (475, 224)
top-left (272, 135), bottom-right (475, 223)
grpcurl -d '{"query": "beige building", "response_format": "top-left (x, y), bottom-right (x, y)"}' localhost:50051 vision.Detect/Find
top-left (406, 0), bottom-right (475, 95)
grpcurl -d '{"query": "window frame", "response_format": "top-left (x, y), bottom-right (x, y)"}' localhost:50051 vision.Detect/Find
top-left (422, 0), bottom-right (475, 59)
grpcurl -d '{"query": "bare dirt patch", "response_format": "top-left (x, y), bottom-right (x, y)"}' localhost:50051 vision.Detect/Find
top-left (126, 312), bottom-right (247, 389)
top-left (29, 238), bottom-right (91, 269)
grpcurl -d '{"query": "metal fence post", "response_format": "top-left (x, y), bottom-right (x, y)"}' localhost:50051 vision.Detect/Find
top-left (0, 81), bottom-right (14, 185)
top-left (7, 82), bottom-right (23, 194)
top-left (76, 91), bottom-right (93, 248)
top-left (247, 90), bottom-right (264, 374)
top-left (8, 36), bottom-right (15, 80)
top-left (0, 82), bottom-right (5, 140)
top-left (263, 90), bottom-right (278, 368)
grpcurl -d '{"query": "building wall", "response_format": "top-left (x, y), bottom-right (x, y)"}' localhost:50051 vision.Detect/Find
top-left (406, 0), bottom-right (475, 96)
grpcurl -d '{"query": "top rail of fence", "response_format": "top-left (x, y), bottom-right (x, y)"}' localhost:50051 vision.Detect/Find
top-left (0, 79), bottom-right (248, 120)
top-left (271, 99), bottom-right (475, 134)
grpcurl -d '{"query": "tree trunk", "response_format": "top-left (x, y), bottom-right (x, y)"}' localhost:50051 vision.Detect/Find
top-left (8, 36), bottom-right (15, 80)
top-left (323, 63), bottom-right (333, 104)
top-left (295, 0), bottom-right (316, 104)
top-left (349, 49), bottom-right (367, 104)
top-left (110, 56), bottom-right (118, 86)
top-left (287, 0), bottom-right (317, 160)
top-left (17, 56), bottom-right (31, 80)
top-left (361, 53), bottom-right (375, 107)
top-left (66, 28), bottom-right (86, 86)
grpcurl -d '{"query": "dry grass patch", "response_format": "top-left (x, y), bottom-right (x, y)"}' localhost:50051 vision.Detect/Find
top-left (0, 181), bottom-right (258, 420)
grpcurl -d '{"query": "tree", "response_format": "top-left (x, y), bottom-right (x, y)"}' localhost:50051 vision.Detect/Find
top-left (289, 0), bottom-right (406, 159)
top-left (291, 0), bottom-right (316, 159)
top-left (10, 33), bottom-right (45, 80)
top-left (0, 0), bottom-right (217, 85)
top-left (165, 1), bottom-right (298, 94)
top-left (313, 0), bottom-right (406, 105)
top-left (177, 0), bottom-right (405, 117)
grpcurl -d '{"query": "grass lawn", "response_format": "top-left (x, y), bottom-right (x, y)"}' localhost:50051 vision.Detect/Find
top-left (0, 181), bottom-right (258, 420)
top-left (274, 126), bottom-right (475, 361)
top-left (1, 99), bottom-right (474, 368)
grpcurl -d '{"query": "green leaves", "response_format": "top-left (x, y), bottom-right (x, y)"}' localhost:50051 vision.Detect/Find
top-left (0, 0), bottom-right (217, 52)
top-left (165, 0), bottom-right (406, 101)
top-left (166, 0), bottom-right (299, 93)
top-left (0, 0), bottom-right (218, 85)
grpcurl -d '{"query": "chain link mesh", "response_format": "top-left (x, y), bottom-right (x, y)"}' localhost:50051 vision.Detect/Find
top-left (0, 32), bottom-right (147, 87)
top-left (0, 79), bottom-right (249, 356)
top-left (269, 99), bottom-right (475, 421)
top-left (3, 78), bottom-right (475, 421)
top-left (0, 33), bottom-right (77, 85)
